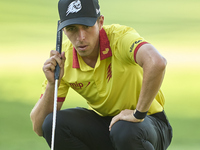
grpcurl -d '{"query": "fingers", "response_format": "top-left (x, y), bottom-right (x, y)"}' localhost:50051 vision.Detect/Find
top-left (60, 51), bottom-right (66, 67)
top-left (50, 50), bottom-right (65, 59)
top-left (44, 50), bottom-right (65, 70)
top-left (109, 114), bottom-right (120, 131)
top-left (50, 50), bottom-right (60, 57)
top-left (43, 62), bottom-right (56, 73)
top-left (109, 109), bottom-right (145, 131)
top-left (58, 52), bottom-right (66, 82)
top-left (49, 50), bottom-right (63, 68)
top-left (42, 50), bottom-right (66, 84)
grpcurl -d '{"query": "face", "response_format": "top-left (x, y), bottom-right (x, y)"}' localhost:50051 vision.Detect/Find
top-left (63, 16), bottom-right (104, 58)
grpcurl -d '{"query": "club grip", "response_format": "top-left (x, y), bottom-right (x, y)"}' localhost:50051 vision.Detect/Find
top-left (54, 21), bottom-right (63, 80)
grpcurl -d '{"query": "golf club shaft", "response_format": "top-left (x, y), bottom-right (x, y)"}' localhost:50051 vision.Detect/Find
top-left (51, 79), bottom-right (58, 150)
top-left (51, 20), bottom-right (62, 150)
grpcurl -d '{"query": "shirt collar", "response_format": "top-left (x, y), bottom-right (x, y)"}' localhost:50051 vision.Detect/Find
top-left (73, 28), bottom-right (112, 68)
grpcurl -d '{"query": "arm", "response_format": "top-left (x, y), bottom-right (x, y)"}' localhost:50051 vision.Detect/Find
top-left (30, 50), bottom-right (66, 136)
top-left (135, 43), bottom-right (167, 112)
top-left (109, 44), bottom-right (167, 130)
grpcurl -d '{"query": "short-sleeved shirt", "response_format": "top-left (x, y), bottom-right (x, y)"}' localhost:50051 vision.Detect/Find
top-left (41, 24), bottom-right (165, 116)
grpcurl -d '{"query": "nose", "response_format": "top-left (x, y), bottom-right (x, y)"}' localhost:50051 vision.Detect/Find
top-left (77, 28), bottom-right (86, 42)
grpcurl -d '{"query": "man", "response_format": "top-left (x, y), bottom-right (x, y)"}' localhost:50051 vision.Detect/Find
top-left (30, 0), bottom-right (172, 149)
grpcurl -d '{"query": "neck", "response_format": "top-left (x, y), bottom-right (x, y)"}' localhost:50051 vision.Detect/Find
top-left (81, 37), bottom-right (100, 68)
top-left (82, 48), bottom-right (99, 68)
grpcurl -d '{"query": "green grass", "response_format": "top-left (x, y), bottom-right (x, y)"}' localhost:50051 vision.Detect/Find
top-left (0, 0), bottom-right (200, 149)
top-left (162, 68), bottom-right (200, 149)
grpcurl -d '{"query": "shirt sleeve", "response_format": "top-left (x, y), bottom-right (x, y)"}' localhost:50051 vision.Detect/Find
top-left (41, 78), bottom-right (69, 102)
top-left (115, 28), bottom-right (149, 64)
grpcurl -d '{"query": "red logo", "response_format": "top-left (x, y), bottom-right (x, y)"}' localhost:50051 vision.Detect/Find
top-left (69, 82), bottom-right (83, 89)
top-left (107, 63), bottom-right (112, 82)
top-left (69, 81), bottom-right (91, 89)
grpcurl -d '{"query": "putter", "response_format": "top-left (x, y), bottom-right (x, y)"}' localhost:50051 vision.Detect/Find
top-left (51, 20), bottom-right (63, 150)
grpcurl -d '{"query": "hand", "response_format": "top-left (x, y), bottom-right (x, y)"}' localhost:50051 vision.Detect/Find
top-left (43, 50), bottom-right (66, 85)
top-left (109, 109), bottom-right (144, 131)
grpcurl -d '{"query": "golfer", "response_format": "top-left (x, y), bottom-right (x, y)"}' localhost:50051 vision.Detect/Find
top-left (30, 0), bottom-right (172, 149)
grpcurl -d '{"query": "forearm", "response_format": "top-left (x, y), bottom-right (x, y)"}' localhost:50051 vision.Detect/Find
top-left (136, 59), bottom-right (166, 112)
top-left (109, 64), bottom-right (166, 129)
top-left (30, 83), bottom-right (55, 136)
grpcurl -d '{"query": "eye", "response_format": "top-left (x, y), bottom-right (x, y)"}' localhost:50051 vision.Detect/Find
top-left (84, 25), bottom-right (90, 29)
top-left (65, 26), bottom-right (76, 31)
top-left (68, 27), bottom-right (75, 31)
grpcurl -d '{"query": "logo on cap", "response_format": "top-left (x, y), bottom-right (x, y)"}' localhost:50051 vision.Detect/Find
top-left (66, 0), bottom-right (82, 16)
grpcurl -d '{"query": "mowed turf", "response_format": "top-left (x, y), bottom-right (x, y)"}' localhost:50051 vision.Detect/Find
top-left (0, 0), bottom-right (200, 149)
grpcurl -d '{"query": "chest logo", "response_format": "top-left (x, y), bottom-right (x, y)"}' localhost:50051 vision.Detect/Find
top-left (102, 48), bottom-right (109, 55)
top-left (69, 82), bottom-right (83, 89)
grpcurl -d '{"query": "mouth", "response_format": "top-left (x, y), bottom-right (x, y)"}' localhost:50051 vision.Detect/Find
top-left (77, 45), bottom-right (88, 51)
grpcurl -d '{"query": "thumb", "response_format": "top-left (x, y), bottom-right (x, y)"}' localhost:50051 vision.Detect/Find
top-left (109, 114), bottom-right (120, 131)
top-left (58, 52), bottom-right (66, 81)
top-left (61, 51), bottom-right (66, 64)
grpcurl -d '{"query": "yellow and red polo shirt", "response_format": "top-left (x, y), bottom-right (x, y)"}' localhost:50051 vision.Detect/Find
top-left (41, 24), bottom-right (165, 116)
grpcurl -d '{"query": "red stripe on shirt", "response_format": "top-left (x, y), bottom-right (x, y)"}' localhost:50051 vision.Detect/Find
top-left (72, 47), bottom-right (80, 68)
top-left (40, 94), bottom-right (66, 102)
top-left (99, 28), bottom-right (112, 60)
top-left (134, 42), bottom-right (149, 63)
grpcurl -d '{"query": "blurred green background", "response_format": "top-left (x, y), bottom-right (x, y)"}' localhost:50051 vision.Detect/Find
top-left (0, 0), bottom-right (200, 149)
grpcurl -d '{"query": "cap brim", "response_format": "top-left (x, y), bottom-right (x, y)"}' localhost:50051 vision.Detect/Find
top-left (58, 17), bottom-right (97, 31)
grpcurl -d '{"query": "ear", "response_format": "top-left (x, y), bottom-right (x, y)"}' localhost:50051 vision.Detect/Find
top-left (62, 28), bottom-right (67, 36)
top-left (98, 15), bottom-right (104, 30)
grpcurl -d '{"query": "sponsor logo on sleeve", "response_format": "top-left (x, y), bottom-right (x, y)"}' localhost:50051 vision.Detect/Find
top-left (129, 40), bottom-right (143, 52)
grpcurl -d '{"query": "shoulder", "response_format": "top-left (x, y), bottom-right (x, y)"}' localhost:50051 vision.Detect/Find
top-left (103, 24), bottom-right (138, 37)
top-left (102, 24), bottom-right (147, 64)
top-left (103, 24), bottom-right (143, 47)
